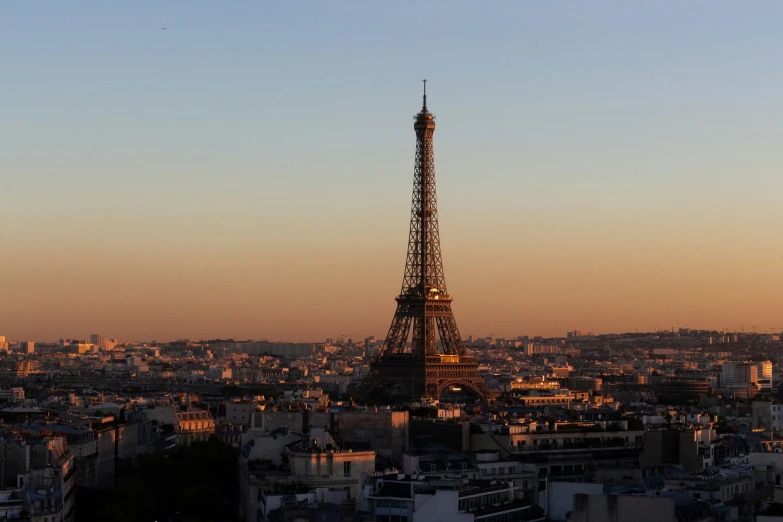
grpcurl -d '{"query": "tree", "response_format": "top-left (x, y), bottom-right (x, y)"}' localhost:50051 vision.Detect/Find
top-left (76, 436), bottom-right (238, 522)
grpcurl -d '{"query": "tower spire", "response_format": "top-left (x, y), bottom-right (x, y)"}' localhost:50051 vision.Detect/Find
top-left (422, 79), bottom-right (427, 111)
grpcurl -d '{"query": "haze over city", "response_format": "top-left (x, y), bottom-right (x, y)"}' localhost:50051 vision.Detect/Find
top-left (5, 1), bottom-right (783, 341)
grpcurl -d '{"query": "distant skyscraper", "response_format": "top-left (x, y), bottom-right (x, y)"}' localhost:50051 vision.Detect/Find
top-left (757, 360), bottom-right (773, 392)
top-left (721, 363), bottom-right (735, 387)
top-left (90, 334), bottom-right (116, 351)
top-left (722, 361), bottom-right (765, 389)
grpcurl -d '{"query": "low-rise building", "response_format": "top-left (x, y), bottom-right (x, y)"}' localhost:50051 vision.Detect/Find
top-left (368, 474), bottom-right (545, 522)
top-left (566, 493), bottom-right (712, 522)
top-left (175, 408), bottom-right (215, 445)
top-left (0, 490), bottom-right (24, 519)
top-left (238, 428), bottom-right (375, 522)
top-left (146, 405), bottom-right (215, 446)
top-left (664, 464), bottom-right (772, 504)
top-left (224, 402), bottom-right (258, 426)
top-left (0, 388), bottom-right (25, 402)
top-left (640, 428), bottom-right (715, 472)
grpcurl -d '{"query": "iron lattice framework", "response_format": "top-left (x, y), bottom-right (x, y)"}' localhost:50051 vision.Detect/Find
top-left (367, 82), bottom-right (488, 402)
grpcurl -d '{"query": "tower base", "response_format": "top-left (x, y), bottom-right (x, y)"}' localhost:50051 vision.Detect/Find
top-left (365, 353), bottom-right (489, 403)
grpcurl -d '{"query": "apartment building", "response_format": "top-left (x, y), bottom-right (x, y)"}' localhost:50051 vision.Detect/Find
top-left (368, 474), bottom-right (545, 522)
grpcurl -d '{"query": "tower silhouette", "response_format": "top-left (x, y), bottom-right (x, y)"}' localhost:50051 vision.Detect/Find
top-left (366, 82), bottom-right (488, 402)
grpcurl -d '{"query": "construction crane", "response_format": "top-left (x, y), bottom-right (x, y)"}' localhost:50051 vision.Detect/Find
top-left (750, 325), bottom-right (782, 334)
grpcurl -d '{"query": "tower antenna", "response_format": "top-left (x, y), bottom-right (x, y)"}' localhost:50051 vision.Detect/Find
top-left (422, 79), bottom-right (427, 110)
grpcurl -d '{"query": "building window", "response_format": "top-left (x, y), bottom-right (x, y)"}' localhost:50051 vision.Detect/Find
top-left (344, 461), bottom-right (352, 476)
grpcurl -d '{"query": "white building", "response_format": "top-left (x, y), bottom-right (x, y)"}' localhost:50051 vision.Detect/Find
top-left (368, 474), bottom-right (545, 522)
top-left (753, 401), bottom-right (783, 433)
top-left (238, 428), bottom-right (376, 522)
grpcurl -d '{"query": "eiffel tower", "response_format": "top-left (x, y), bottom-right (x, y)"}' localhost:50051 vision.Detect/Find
top-left (366, 82), bottom-right (488, 402)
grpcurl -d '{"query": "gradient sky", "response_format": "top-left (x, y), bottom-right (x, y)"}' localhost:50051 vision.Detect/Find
top-left (3, 2), bottom-right (783, 342)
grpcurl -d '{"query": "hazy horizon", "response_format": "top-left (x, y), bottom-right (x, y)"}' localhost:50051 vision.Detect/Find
top-left (5, 2), bottom-right (783, 342)
top-left (10, 326), bottom-right (768, 346)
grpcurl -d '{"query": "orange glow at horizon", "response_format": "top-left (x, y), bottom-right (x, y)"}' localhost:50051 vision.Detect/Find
top-left (4, 195), bottom-right (783, 342)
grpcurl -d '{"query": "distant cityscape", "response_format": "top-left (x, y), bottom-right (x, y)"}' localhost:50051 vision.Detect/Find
top-left (0, 328), bottom-right (780, 520)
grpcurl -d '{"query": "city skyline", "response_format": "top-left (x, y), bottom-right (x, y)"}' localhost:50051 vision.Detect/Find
top-left (6, 326), bottom-right (780, 346)
top-left (5, 4), bottom-right (783, 522)
top-left (5, 2), bottom-right (783, 341)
